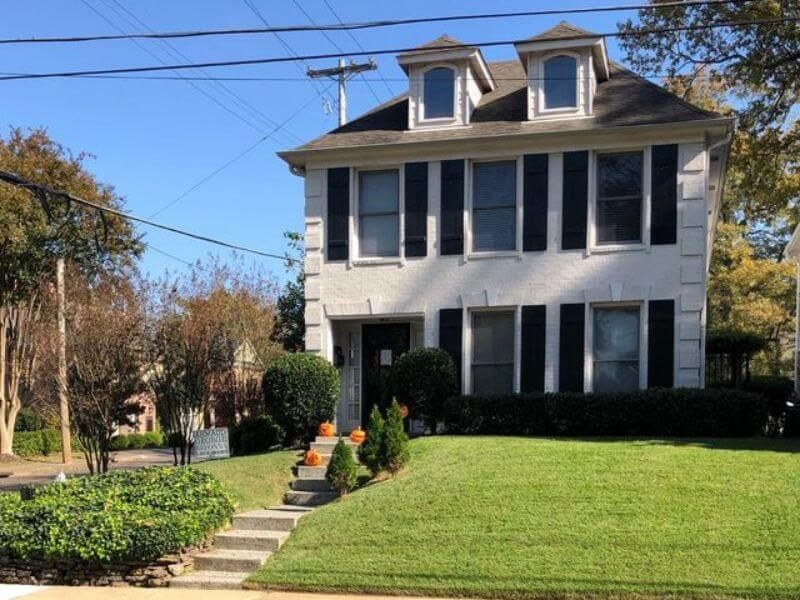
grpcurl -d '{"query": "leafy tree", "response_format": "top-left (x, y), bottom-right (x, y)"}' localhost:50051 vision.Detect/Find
top-left (272, 231), bottom-right (305, 352)
top-left (0, 128), bottom-right (140, 456)
top-left (326, 437), bottom-right (358, 495)
top-left (392, 347), bottom-right (457, 433)
top-left (358, 405), bottom-right (385, 477)
top-left (382, 400), bottom-right (410, 476)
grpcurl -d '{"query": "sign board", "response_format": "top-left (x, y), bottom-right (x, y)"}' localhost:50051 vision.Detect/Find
top-left (192, 428), bottom-right (230, 462)
top-left (380, 349), bottom-right (392, 366)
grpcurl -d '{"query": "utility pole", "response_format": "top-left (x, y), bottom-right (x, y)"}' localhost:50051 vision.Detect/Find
top-left (307, 58), bottom-right (377, 126)
top-left (56, 257), bottom-right (72, 464)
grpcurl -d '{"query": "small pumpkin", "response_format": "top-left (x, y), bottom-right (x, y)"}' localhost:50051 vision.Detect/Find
top-left (304, 449), bottom-right (322, 466)
top-left (399, 404), bottom-right (409, 419)
top-left (349, 427), bottom-right (366, 444)
top-left (318, 421), bottom-right (335, 437)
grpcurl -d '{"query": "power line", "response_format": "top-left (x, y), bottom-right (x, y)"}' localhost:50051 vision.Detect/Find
top-left (0, 170), bottom-right (301, 265)
top-left (2, 17), bottom-right (794, 82)
top-left (147, 243), bottom-right (194, 267)
top-left (0, 0), bottom-right (755, 45)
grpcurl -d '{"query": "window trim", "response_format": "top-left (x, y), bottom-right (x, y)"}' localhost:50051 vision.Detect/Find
top-left (538, 51), bottom-right (580, 115)
top-left (588, 147), bottom-right (652, 253)
top-left (468, 307), bottom-right (518, 395)
top-left (351, 165), bottom-right (405, 264)
top-left (588, 302), bottom-right (646, 393)
top-left (465, 157), bottom-right (524, 258)
top-left (419, 63), bottom-right (458, 124)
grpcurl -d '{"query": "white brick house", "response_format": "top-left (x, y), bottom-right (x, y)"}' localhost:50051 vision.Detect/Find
top-left (278, 23), bottom-right (733, 432)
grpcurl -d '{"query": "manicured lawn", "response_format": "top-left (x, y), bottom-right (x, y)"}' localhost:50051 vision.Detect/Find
top-left (249, 436), bottom-right (800, 599)
top-left (193, 450), bottom-right (298, 511)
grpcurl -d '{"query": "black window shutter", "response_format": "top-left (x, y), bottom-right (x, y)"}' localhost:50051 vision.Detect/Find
top-left (521, 305), bottom-right (546, 393)
top-left (327, 167), bottom-right (349, 260)
top-left (523, 154), bottom-right (548, 252)
top-left (562, 151), bottom-right (588, 250)
top-left (648, 299), bottom-right (675, 388)
top-left (405, 162), bottom-right (428, 257)
top-left (651, 144), bottom-right (678, 245)
top-left (439, 308), bottom-right (463, 392)
top-left (559, 303), bottom-right (585, 392)
top-left (440, 159), bottom-right (464, 255)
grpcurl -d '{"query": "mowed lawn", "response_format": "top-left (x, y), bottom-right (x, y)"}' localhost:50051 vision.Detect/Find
top-left (193, 450), bottom-right (298, 511)
top-left (250, 436), bottom-right (800, 599)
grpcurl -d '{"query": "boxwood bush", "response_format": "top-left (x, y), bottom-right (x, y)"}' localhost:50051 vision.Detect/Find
top-left (12, 429), bottom-right (79, 458)
top-left (109, 431), bottom-right (164, 451)
top-left (229, 415), bottom-right (283, 456)
top-left (444, 388), bottom-right (767, 437)
top-left (0, 466), bottom-right (233, 563)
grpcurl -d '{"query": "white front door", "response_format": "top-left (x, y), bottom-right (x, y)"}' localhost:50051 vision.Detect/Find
top-left (336, 323), bottom-right (362, 434)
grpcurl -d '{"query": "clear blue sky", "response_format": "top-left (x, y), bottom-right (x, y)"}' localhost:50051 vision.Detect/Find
top-left (2, 1), bottom-right (633, 284)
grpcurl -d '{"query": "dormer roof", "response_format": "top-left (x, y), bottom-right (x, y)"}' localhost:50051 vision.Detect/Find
top-left (515, 21), bottom-right (610, 81)
top-left (397, 34), bottom-right (495, 92)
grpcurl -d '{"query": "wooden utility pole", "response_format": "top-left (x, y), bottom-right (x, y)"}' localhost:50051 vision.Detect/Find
top-left (56, 257), bottom-right (72, 464)
top-left (307, 58), bottom-right (377, 126)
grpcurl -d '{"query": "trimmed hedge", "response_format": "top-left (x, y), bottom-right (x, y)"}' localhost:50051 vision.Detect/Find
top-left (12, 429), bottom-right (79, 458)
top-left (443, 389), bottom-right (767, 437)
top-left (0, 466), bottom-right (233, 563)
top-left (110, 431), bottom-right (164, 451)
top-left (229, 416), bottom-right (283, 456)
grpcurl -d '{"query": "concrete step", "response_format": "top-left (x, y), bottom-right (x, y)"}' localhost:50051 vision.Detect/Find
top-left (269, 504), bottom-right (315, 513)
top-left (214, 529), bottom-right (290, 552)
top-left (314, 435), bottom-right (360, 446)
top-left (170, 570), bottom-right (248, 590)
top-left (291, 476), bottom-right (332, 492)
top-left (309, 439), bottom-right (359, 453)
top-left (232, 508), bottom-right (306, 532)
top-left (193, 549), bottom-right (270, 572)
top-left (285, 489), bottom-right (338, 507)
top-left (297, 465), bottom-right (327, 478)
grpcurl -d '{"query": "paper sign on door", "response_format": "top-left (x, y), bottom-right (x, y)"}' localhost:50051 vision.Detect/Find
top-left (380, 349), bottom-right (392, 366)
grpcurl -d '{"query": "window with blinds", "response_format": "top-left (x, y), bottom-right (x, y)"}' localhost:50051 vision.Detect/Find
top-left (593, 307), bottom-right (640, 392)
top-left (359, 169), bottom-right (400, 257)
top-left (596, 152), bottom-right (643, 244)
top-left (472, 161), bottom-right (516, 252)
top-left (471, 311), bottom-right (515, 395)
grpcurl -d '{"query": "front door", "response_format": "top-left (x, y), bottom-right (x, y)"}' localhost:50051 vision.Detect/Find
top-left (361, 323), bottom-right (410, 424)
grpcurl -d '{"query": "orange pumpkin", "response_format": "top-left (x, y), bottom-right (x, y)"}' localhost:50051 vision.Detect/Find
top-left (349, 427), bottom-right (366, 444)
top-left (318, 421), bottom-right (335, 437)
top-left (399, 404), bottom-right (409, 419)
top-left (304, 449), bottom-right (322, 466)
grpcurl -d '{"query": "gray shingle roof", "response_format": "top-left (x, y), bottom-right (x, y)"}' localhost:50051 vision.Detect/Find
top-left (396, 34), bottom-right (474, 57)
top-left (283, 59), bottom-right (724, 156)
top-left (526, 21), bottom-right (598, 41)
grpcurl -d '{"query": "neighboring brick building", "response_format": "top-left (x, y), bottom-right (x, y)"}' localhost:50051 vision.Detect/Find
top-left (278, 23), bottom-right (733, 431)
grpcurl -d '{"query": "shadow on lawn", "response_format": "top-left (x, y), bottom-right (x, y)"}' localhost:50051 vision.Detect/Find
top-left (539, 436), bottom-right (800, 454)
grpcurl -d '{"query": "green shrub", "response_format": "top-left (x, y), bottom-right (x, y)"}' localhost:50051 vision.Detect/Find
top-left (262, 353), bottom-right (339, 445)
top-left (0, 466), bottom-right (233, 563)
top-left (382, 400), bottom-right (410, 475)
top-left (392, 347), bottom-right (457, 433)
top-left (443, 388), bottom-right (767, 437)
top-left (14, 409), bottom-right (46, 432)
top-left (142, 431), bottom-right (165, 447)
top-left (229, 416), bottom-right (283, 456)
top-left (109, 431), bottom-right (165, 451)
top-left (127, 433), bottom-right (148, 450)
top-left (358, 405), bottom-right (385, 477)
top-left (326, 438), bottom-right (358, 495)
top-left (12, 429), bottom-right (78, 457)
top-left (110, 435), bottom-right (131, 451)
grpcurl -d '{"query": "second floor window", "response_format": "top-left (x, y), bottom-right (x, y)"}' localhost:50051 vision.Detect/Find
top-left (472, 161), bottom-right (517, 252)
top-left (543, 55), bottom-right (577, 109)
top-left (359, 170), bottom-right (399, 258)
top-left (423, 67), bottom-right (455, 120)
top-left (596, 152), bottom-right (643, 244)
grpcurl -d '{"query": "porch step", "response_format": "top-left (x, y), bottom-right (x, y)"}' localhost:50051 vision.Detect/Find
top-left (214, 529), bottom-right (290, 552)
top-left (232, 508), bottom-right (307, 532)
top-left (309, 439), bottom-right (359, 453)
top-left (193, 549), bottom-right (270, 572)
top-left (169, 570), bottom-right (248, 590)
top-left (291, 476), bottom-right (332, 492)
top-left (315, 435), bottom-right (360, 446)
top-left (297, 465), bottom-right (327, 478)
top-left (285, 489), bottom-right (338, 507)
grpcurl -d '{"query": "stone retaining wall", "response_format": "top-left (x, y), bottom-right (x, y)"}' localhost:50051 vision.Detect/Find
top-left (0, 544), bottom-right (208, 587)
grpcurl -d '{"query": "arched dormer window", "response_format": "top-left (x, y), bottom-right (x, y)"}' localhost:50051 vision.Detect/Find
top-left (422, 66), bottom-right (455, 120)
top-left (542, 55), bottom-right (577, 110)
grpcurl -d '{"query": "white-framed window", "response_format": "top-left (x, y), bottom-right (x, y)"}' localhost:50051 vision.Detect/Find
top-left (471, 310), bottom-right (515, 395)
top-left (358, 169), bottom-right (400, 258)
top-left (471, 160), bottom-right (517, 252)
top-left (592, 306), bottom-right (640, 393)
top-left (596, 151), bottom-right (643, 244)
top-left (543, 54), bottom-right (577, 110)
top-left (422, 66), bottom-right (456, 120)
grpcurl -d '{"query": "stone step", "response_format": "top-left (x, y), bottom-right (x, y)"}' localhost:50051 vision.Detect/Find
top-left (269, 504), bottom-right (315, 513)
top-left (193, 549), bottom-right (270, 572)
top-left (214, 529), bottom-right (290, 552)
top-left (170, 570), bottom-right (248, 590)
top-left (296, 465), bottom-right (327, 478)
top-left (314, 435), bottom-right (360, 446)
top-left (291, 476), bottom-right (332, 492)
top-left (285, 489), bottom-right (338, 507)
top-left (232, 508), bottom-right (307, 532)
top-left (310, 439), bottom-right (359, 453)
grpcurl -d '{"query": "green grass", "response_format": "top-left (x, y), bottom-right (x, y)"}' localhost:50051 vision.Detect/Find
top-left (249, 436), bottom-right (800, 599)
top-left (193, 450), bottom-right (298, 511)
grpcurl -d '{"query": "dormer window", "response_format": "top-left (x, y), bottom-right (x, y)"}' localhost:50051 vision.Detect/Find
top-left (422, 66), bottom-right (455, 120)
top-left (543, 55), bottom-right (577, 109)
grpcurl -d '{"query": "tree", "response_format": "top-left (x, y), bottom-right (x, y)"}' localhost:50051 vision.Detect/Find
top-left (272, 231), bottom-right (305, 352)
top-left (326, 437), bottom-right (358, 495)
top-left (358, 405), bottom-right (385, 477)
top-left (382, 400), bottom-right (410, 476)
top-left (0, 128), bottom-right (140, 456)
top-left (67, 274), bottom-right (147, 474)
top-left (392, 347), bottom-right (457, 433)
